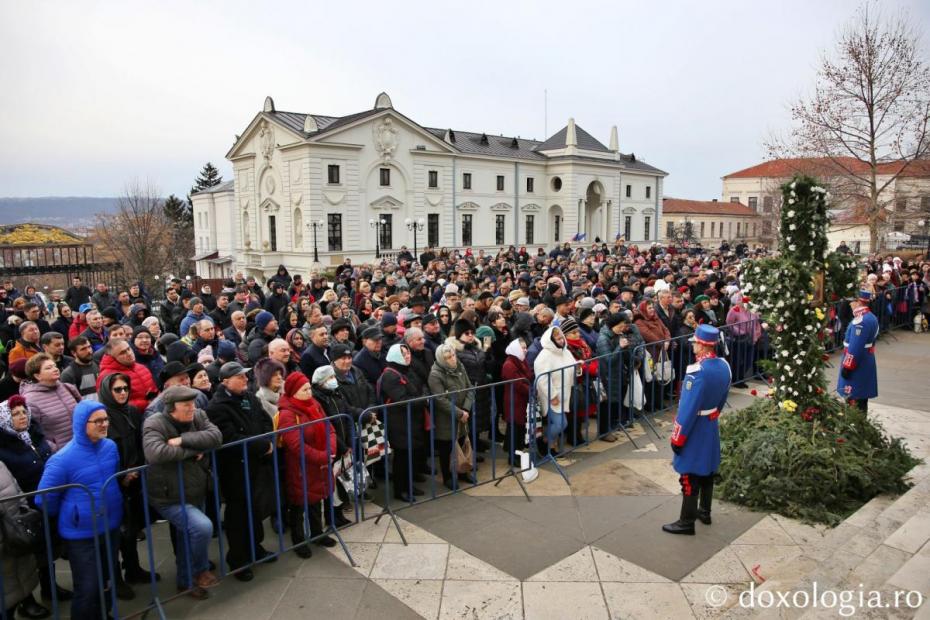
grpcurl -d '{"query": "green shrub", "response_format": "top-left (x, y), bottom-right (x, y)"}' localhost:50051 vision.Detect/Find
top-left (718, 398), bottom-right (919, 525)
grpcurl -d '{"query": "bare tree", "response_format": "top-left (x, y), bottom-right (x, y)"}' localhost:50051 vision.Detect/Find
top-left (767, 2), bottom-right (930, 251)
top-left (95, 180), bottom-right (173, 292)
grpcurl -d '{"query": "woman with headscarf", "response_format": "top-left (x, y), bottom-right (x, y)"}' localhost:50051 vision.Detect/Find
top-left (376, 343), bottom-right (426, 502)
top-left (533, 326), bottom-right (578, 458)
top-left (285, 328), bottom-right (306, 372)
top-left (436, 306), bottom-right (453, 338)
top-left (427, 343), bottom-right (475, 489)
top-left (98, 373), bottom-right (158, 599)
top-left (633, 300), bottom-right (671, 412)
top-left (0, 395), bottom-right (63, 615)
top-left (277, 372), bottom-right (337, 558)
top-left (500, 338), bottom-right (531, 465)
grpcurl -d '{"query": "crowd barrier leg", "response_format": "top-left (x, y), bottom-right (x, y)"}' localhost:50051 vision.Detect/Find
top-left (491, 383), bottom-right (531, 501)
top-left (368, 405), bottom-right (407, 545)
top-left (323, 419), bottom-right (356, 567)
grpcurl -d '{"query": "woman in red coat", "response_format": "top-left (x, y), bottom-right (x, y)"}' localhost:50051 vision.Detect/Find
top-left (500, 338), bottom-right (531, 465)
top-left (277, 372), bottom-right (337, 559)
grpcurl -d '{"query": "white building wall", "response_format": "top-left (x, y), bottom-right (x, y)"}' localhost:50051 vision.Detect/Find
top-left (195, 106), bottom-right (668, 278)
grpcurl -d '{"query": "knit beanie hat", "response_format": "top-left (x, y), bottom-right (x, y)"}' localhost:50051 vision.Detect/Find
top-left (255, 311), bottom-right (275, 332)
top-left (453, 318), bottom-right (475, 338)
top-left (283, 371), bottom-right (309, 397)
top-left (560, 316), bottom-right (579, 334)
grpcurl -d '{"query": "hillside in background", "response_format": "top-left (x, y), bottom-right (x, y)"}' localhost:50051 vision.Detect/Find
top-left (0, 197), bottom-right (119, 228)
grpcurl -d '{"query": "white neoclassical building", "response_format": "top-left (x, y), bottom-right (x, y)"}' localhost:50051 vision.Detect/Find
top-left (191, 93), bottom-right (668, 279)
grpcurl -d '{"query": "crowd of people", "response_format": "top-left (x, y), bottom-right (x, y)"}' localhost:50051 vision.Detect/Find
top-left (0, 241), bottom-right (928, 619)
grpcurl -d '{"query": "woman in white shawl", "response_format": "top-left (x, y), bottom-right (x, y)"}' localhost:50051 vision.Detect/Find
top-left (533, 326), bottom-right (579, 458)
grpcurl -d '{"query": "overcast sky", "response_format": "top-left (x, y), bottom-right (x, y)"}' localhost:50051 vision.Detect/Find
top-left (2, 0), bottom-right (928, 201)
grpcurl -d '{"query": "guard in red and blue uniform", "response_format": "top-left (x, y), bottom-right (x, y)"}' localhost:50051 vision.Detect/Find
top-left (837, 290), bottom-right (879, 412)
top-left (663, 324), bottom-right (731, 536)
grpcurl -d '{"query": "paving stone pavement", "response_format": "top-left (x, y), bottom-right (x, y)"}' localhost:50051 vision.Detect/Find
top-left (36, 332), bottom-right (930, 619)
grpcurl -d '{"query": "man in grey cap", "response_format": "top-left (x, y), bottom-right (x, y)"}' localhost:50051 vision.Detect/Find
top-left (205, 362), bottom-right (276, 582)
top-left (353, 327), bottom-right (386, 384)
top-left (142, 386), bottom-right (223, 599)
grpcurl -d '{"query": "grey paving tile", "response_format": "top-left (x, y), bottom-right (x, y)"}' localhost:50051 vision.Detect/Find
top-left (353, 579), bottom-right (424, 620)
top-left (450, 515), bottom-right (585, 580)
top-left (592, 497), bottom-right (730, 581)
top-left (575, 495), bottom-right (671, 543)
top-left (181, 575), bottom-right (292, 619)
top-left (478, 495), bottom-right (586, 542)
top-left (272, 577), bottom-right (366, 619)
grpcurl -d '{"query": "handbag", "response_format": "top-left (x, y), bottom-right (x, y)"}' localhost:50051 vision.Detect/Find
top-left (655, 350), bottom-right (675, 385)
top-left (0, 501), bottom-right (43, 556)
top-left (335, 452), bottom-right (370, 496)
top-left (623, 370), bottom-right (645, 410)
top-left (451, 436), bottom-right (474, 475)
top-left (358, 417), bottom-right (389, 465)
top-left (642, 350), bottom-right (654, 383)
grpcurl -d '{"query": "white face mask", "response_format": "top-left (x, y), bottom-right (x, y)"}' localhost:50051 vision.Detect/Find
top-left (324, 377), bottom-right (339, 390)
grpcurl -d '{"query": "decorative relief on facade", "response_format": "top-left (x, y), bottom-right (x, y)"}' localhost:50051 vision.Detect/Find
top-left (457, 202), bottom-right (480, 211)
top-left (293, 193), bottom-right (303, 206)
top-left (370, 195), bottom-right (403, 210)
top-left (264, 174), bottom-right (276, 195)
top-left (259, 121), bottom-right (274, 161)
top-left (490, 202), bottom-right (512, 212)
top-left (372, 117), bottom-right (399, 162)
top-left (324, 191), bottom-right (345, 205)
top-left (522, 203), bottom-right (542, 212)
top-left (426, 193), bottom-right (442, 207)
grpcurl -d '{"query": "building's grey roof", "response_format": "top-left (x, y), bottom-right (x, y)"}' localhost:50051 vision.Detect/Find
top-left (535, 124), bottom-right (609, 152)
top-left (424, 128), bottom-right (546, 160)
top-left (545, 154), bottom-right (667, 176)
top-left (260, 107), bottom-right (662, 173)
top-left (193, 180), bottom-right (234, 195)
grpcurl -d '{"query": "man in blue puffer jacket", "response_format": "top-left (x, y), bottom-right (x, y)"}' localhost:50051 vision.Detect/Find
top-left (37, 400), bottom-right (123, 619)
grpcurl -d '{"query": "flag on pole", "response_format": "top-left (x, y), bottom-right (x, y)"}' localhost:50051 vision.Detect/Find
top-left (572, 232), bottom-right (586, 242)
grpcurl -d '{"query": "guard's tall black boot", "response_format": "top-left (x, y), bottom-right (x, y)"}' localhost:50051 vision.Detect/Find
top-left (698, 476), bottom-right (714, 525)
top-left (662, 493), bottom-right (698, 535)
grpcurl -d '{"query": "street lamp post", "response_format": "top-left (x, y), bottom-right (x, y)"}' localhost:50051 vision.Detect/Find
top-left (308, 219), bottom-right (325, 263)
top-left (920, 219), bottom-right (930, 260)
top-left (369, 217), bottom-right (386, 259)
top-left (405, 217), bottom-right (425, 259)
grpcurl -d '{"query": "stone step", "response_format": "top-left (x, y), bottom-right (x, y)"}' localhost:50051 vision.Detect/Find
top-left (737, 465), bottom-right (930, 618)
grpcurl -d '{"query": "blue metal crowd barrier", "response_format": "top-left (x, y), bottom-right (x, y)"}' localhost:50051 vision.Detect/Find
top-left (0, 413), bottom-right (358, 620)
top-left (355, 378), bottom-right (534, 527)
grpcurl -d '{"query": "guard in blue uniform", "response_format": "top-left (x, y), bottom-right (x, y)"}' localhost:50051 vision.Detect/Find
top-left (663, 324), bottom-right (731, 535)
top-left (837, 290), bottom-right (880, 412)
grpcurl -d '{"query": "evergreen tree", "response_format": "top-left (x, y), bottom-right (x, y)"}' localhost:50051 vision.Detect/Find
top-left (188, 162), bottom-right (223, 207)
top-left (163, 194), bottom-right (191, 228)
